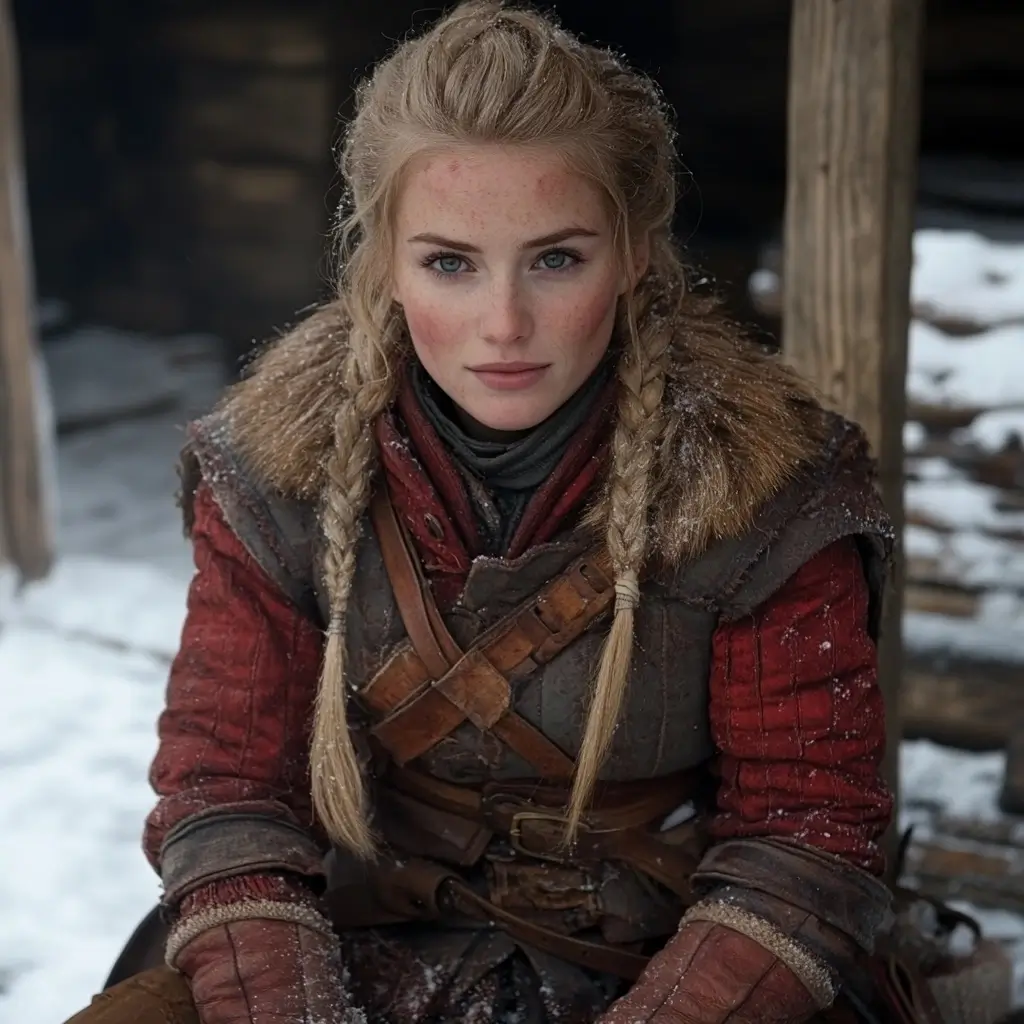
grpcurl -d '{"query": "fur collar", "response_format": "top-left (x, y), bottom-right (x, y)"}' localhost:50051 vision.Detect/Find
top-left (219, 296), bottom-right (830, 563)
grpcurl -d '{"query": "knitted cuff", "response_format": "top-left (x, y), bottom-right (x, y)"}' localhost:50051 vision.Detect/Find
top-left (176, 871), bottom-right (315, 919)
top-left (682, 899), bottom-right (837, 1010)
top-left (165, 897), bottom-right (337, 969)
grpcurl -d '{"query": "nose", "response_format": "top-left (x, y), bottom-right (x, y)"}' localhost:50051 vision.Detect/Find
top-left (480, 278), bottom-right (533, 346)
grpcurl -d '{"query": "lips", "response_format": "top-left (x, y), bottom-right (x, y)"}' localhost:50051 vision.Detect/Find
top-left (468, 362), bottom-right (550, 373)
top-left (468, 362), bottom-right (551, 391)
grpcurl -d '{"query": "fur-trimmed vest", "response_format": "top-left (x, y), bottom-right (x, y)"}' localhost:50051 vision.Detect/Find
top-left (179, 301), bottom-right (893, 786)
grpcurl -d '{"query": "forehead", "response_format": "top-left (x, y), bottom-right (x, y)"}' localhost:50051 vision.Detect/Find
top-left (396, 144), bottom-right (610, 232)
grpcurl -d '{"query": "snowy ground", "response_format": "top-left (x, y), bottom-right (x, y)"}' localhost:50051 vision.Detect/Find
top-left (0, 328), bottom-right (223, 1021)
top-left (2, 227), bottom-right (1024, 1021)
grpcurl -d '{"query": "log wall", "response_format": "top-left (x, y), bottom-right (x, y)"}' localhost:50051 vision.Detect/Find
top-left (11, 0), bottom-right (1024, 358)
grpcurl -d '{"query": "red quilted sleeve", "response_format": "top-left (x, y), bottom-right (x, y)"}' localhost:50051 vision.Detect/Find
top-left (143, 483), bottom-right (326, 868)
top-left (707, 537), bottom-right (892, 874)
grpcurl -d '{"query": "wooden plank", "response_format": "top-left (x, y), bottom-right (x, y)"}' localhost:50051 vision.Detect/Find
top-left (902, 654), bottom-right (1024, 751)
top-left (180, 160), bottom-right (326, 248)
top-left (0, 0), bottom-right (53, 582)
top-left (906, 441), bottom-right (1024, 493)
top-left (782, 0), bottom-right (925, 876)
top-left (171, 65), bottom-right (332, 166)
top-left (162, 11), bottom-right (330, 69)
top-left (933, 815), bottom-right (1024, 849)
top-left (903, 582), bottom-right (980, 619)
top-left (904, 837), bottom-right (1024, 914)
top-left (1000, 733), bottom-right (1024, 816)
top-left (907, 401), bottom-right (995, 430)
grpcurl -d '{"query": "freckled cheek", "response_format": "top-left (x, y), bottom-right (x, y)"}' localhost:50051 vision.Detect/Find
top-left (401, 298), bottom-right (460, 357)
top-left (547, 283), bottom-right (620, 353)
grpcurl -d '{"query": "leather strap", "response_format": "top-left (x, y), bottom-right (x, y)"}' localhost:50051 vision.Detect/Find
top-left (370, 483), bottom-right (460, 675)
top-left (324, 857), bottom-right (651, 981)
top-left (442, 875), bottom-right (650, 980)
top-left (367, 485), bottom-right (605, 776)
top-left (386, 763), bottom-right (702, 900)
top-left (389, 763), bottom-right (691, 831)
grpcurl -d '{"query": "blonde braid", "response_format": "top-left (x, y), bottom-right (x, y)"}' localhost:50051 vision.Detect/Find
top-left (309, 329), bottom-right (400, 858)
top-left (314, 0), bottom-right (693, 847)
top-left (567, 288), bottom-right (673, 835)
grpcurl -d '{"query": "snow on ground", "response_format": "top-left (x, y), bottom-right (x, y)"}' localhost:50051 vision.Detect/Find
top-left (0, 327), bottom-right (220, 1022)
top-left (908, 319), bottom-right (1024, 410)
top-left (911, 229), bottom-right (1024, 329)
top-left (902, 227), bottom-right (1024, 664)
top-left (2, 226), bottom-right (1024, 1021)
top-left (0, 589), bottom-right (171, 1020)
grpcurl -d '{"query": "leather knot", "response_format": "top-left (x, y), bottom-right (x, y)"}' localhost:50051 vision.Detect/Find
top-left (614, 572), bottom-right (640, 613)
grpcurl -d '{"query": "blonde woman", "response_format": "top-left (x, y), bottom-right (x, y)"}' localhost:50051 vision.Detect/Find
top-left (65, 5), bottom-right (1005, 1024)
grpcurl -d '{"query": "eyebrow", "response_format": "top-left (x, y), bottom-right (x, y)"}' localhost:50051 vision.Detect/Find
top-left (406, 227), bottom-right (601, 253)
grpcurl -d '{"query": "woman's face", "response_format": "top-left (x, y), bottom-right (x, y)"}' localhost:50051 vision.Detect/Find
top-left (392, 144), bottom-right (646, 432)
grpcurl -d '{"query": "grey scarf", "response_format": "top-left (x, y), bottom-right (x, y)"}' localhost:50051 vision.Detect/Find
top-left (412, 360), bottom-right (611, 554)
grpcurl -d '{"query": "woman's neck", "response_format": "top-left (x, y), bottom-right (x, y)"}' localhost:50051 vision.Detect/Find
top-left (449, 405), bottom-right (538, 443)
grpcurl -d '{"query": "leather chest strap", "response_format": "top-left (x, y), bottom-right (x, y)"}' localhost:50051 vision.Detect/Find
top-left (367, 486), bottom-right (596, 777)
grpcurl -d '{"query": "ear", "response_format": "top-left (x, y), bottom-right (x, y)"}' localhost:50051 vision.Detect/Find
top-left (620, 233), bottom-right (651, 294)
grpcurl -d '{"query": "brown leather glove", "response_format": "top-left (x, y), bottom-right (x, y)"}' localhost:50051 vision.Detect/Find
top-left (598, 911), bottom-right (834, 1024)
top-left (167, 874), bottom-right (363, 1024)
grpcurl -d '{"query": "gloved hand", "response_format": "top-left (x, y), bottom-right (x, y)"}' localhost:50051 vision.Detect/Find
top-left (167, 874), bottom-right (365, 1024)
top-left (598, 916), bottom-right (831, 1024)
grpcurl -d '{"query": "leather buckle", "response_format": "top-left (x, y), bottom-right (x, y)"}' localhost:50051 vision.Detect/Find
top-left (480, 789), bottom-right (616, 863)
top-left (509, 809), bottom-right (575, 863)
top-left (509, 809), bottom-right (614, 864)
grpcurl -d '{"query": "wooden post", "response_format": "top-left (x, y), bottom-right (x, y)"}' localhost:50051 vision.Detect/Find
top-left (782, 0), bottom-right (924, 874)
top-left (0, 0), bottom-right (54, 582)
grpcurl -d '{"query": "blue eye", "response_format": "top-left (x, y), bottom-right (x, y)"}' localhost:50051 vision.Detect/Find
top-left (433, 254), bottom-right (465, 274)
top-left (537, 249), bottom-right (582, 271)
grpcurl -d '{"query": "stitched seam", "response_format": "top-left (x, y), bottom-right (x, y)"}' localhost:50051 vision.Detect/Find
top-left (726, 957), bottom-right (778, 1021)
top-left (644, 922), bottom-right (708, 1018)
top-left (225, 923), bottom-right (252, 1018)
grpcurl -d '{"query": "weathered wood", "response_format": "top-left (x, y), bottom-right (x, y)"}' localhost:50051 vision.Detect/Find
top-left (782, 0), bottom-right (924, 873)
top-left (1000, 733), bottom-right (1024, 816)
top-left (933, 815), bottom-right (1024, 849)
top-left (902, 654), bottom-right (1024, 751)
top-left (180, 160), bottom-right (326, 249)
top-left (903, 582), bottom-right (980, 619)
top-left (172, 65), bottom-right (332, 166)
top-left (907, 441), bottom-right (1024, 493)
top-left (0, 0), bottom-right (53, 582)
top-left (163, 11), bottom-right (330, 70)
top-left (904, 837), bottom-right (1024, 914)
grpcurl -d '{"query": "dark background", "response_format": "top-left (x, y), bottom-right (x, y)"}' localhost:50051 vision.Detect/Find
top-left (13, 0), bottom-right (1024, 368)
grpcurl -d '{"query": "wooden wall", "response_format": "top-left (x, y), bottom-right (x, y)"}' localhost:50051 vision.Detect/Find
top-left (12, 0), bottom-right (1024, 363)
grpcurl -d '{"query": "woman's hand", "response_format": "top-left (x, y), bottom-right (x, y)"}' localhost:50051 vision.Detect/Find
top-left (175, 914), bottom-right (364, 1024)
top-left (166, 873), bottom-right (365, 1024)
top-left (598, 918), bottom-right (825, 1024)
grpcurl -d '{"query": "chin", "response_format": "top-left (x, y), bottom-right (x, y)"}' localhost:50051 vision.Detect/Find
top-left (466, 396), bottom-right (553, 432)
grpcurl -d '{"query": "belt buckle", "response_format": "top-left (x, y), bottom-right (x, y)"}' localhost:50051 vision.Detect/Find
top-left (509, 808), bottom-right (605, 864)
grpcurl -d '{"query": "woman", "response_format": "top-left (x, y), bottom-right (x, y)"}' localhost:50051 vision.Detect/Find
top-left (67, 4), bottom-right (1007, 1023)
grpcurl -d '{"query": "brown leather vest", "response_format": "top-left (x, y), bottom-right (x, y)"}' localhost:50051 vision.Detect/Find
top-left (177, 409), bottom-right (892, 979)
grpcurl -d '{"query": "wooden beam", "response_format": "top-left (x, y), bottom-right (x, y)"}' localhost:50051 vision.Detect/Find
top-left (0, 0), bottom-right (54, 581)
top-left (782, 0), bottom-right (924, 874)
